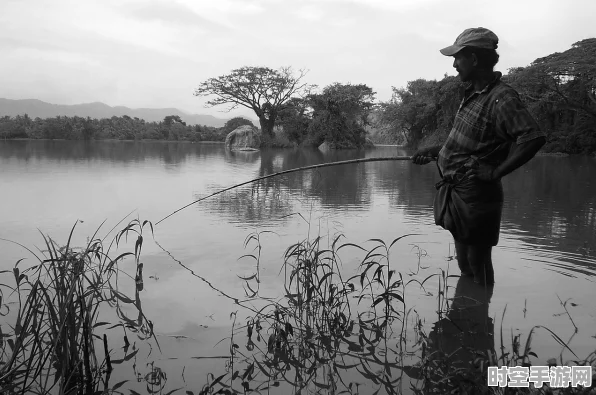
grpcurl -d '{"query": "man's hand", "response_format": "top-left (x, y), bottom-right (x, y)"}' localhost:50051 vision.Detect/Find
top-left (411, 146), bottom-right (439, 165)
top-left (464, 160), bottom-right (496, 181)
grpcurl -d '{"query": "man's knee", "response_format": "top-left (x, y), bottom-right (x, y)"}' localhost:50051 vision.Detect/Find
top-left (468, 244), bottom-right (494, 285)
top-left (468, 245), bottom-right (492, 264)
top-left (454, 240), bottom-right (469, 264)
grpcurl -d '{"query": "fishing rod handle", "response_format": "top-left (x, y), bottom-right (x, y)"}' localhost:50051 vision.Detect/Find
top-left (409, 155), bottom-right (437, 161)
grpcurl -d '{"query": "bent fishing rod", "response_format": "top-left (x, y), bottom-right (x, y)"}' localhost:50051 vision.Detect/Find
top-left (155, 155), bottom-right (436, 226)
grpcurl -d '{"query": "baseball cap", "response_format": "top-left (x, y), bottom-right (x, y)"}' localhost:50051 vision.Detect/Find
top-left (440, 27), bottom-right (499, 56)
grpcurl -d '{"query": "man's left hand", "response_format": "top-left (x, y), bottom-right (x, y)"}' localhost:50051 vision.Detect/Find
top-left (465, 161), bottom-right (497, 181)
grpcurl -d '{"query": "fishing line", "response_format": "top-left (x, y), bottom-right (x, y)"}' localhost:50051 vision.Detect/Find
top-left (155, 155), bottom-right (435, 226)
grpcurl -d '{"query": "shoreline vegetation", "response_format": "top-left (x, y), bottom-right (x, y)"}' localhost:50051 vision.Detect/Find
top-left (2, 39), bottom-right (595, 154)
top-left (1, 219), bottom-right (594, 394)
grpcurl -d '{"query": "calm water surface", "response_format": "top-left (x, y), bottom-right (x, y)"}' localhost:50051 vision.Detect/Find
top-left (1, 140), bottom-right (595, 393)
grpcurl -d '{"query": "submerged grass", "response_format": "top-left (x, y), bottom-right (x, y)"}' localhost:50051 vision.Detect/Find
top-left (1, 216), bottom-right (594, 395)
top-left (191, 223), bottom-right (596, 395)
top-left (0, 218), bottom-right (157, 394)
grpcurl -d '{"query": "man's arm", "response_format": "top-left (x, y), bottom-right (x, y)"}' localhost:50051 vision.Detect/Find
top-left (492, 137), bottom-right (546, 179)
top-left (466, 137), bottom-right (546, 181)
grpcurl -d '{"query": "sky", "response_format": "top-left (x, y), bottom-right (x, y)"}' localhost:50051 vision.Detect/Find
top-left (1, 0), bottom-right (595, 120)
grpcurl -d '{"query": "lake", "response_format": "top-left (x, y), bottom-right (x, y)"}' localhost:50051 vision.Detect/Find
top-left (1, 140), bottom-right (595, 394)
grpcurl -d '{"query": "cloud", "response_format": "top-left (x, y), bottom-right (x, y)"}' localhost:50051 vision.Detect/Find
top-left (1, 0), bottom-right (595, 118)
top-left (119, 1), bottom-right (231, 33)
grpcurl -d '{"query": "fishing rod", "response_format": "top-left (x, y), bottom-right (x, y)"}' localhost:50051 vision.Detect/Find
top-left (155, 155), bottom-right (435, 226)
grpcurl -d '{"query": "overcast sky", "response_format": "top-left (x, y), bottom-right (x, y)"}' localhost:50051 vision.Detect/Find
top-left (1, 0), bottom-right (594, 120)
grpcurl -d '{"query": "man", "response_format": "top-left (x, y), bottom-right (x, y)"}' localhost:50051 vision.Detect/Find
top-left (412, 27), bottom-right (546, 286)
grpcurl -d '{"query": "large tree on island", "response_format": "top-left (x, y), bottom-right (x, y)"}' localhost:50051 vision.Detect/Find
top-left (194, 66), bottom-right (312, 137)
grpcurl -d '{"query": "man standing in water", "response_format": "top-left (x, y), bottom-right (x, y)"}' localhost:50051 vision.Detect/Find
top-left (412, 27), bottom-right (546, 286)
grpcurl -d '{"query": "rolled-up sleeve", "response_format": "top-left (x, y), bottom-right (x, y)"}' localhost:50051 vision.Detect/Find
top-left (495, 95), bottom-right (546, 145)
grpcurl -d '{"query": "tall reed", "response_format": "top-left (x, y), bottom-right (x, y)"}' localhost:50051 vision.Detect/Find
top-left (0, 218), bottom-right (156, 394)
top-left (195, 225), bottom-right (596, 395)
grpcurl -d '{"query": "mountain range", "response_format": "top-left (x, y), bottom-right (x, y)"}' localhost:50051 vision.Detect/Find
top-left (0, 98), bottom-right (244, 128)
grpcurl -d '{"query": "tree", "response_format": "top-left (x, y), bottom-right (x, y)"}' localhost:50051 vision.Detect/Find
top-left (379, 76), bottom-right (463, 147)
top-left (222, 117), bottom-right (254, 134)
top-left (277, 97), bottom-right (311, 146)
top-left (194, 66), bottom-right (312, 138)
top-left (380, 79), bottom-right (438, 147)
top-left (509, 38), bottom-right (596, 121)
top-left (163, 115), bottom-right (186, 126)
top-left (306, 83), bottom-right (376, 148)
top-left (506, 38), bottom-right (596, 153)
top-left (81, 117), bottom-right (96, 141)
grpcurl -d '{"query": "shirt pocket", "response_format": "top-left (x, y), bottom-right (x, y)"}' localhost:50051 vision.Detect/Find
top-left (469, 111), bottom-right (493, 143)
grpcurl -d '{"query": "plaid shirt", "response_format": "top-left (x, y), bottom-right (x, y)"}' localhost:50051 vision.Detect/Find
top-left (437, 72), bottom-right (546, 179)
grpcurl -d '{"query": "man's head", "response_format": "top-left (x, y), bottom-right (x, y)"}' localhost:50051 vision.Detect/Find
top-left (440, 27), bottom-right (500, 82)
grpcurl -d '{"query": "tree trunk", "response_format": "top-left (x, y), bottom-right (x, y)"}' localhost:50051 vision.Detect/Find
top-left (259, 116), bottom-right (276, 137)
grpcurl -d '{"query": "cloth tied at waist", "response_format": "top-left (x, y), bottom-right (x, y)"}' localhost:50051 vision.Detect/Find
top-left (433, 174), bottom-right (504, 246)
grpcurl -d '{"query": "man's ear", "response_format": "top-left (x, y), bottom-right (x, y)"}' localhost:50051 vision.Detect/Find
top-left (471, 53), bottom-right (479, 67)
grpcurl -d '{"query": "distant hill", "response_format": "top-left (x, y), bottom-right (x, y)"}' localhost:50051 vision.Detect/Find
top-left (0, 98), bottom-right (243, 128)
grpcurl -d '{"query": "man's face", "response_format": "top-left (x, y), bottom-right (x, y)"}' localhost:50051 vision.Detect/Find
top-left (452, 51), bottom-right (476, 82)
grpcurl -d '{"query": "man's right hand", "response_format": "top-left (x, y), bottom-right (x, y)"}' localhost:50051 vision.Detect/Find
top-left (411, 147), bottom-right (437, 165)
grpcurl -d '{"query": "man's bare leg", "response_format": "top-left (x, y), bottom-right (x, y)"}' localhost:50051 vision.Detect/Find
top-left (454, 240), bottom-right (473, 277)
top-left (468, 245), bottom-right (494, 286)
top-left (454, 241), bottom-right (494, 285)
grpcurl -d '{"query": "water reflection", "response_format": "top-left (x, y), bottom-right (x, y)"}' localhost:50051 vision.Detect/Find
top-left (2, 140), bottom-right (595, 394)
top-left (0, 139), bottom-right (227, 165)
top-left (502, 156), bottom-right (596, 257)
top-left (430, 276), bottom-right (494, 367)
top-left (401, 276), bottom-right (494, 387)
top-left (1, 140), bottom-right (594, 275)
top-left (202, 146), bottom-right (596, 279)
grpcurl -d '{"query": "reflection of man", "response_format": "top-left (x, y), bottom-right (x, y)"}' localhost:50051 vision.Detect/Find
top-left (412, 27), bottom-right (546, 285)
top-left (427, 276), bottom-right (494, 367)
top-left (400, 276), bottom-right (494, 389)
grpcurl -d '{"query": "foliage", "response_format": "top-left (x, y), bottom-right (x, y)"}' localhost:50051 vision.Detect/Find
top-left (222, 117), bottom-right (255, 135)
top-left (275, 83), bottom-right (376, 149)
top-left (506, 38), bottom-right (596, 154)
top-left (0, 219), bottom-right (156, 394)
top-left (0, 114), bottom-right (226, 142)
top-left (378, 76), bottom-right (463, 148)
top-left (194, 66), bottom-right (312, 138)
top-left (276, 98), bottom-right (311, 146)
top-left (378, 38), bottom-right (596, 153)
top-left (305, 83), bottom-right (376, 149)
top-left (193, 228), bottom-right (596, 395)
top-left (0, 212), bottom-right (594, 394)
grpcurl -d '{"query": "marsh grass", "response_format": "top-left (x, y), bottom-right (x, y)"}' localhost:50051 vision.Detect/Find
top-left (195, 226), bottom-right (596, 395)
top-left (1, 216), bottom-right (593, 395)
top-left (0, 218), bottom-right (157, 394)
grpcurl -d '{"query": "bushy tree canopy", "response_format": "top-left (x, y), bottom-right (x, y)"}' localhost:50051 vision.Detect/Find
top-left (222, 117), bottom-right (254, 134)
top-left (379, 76), bottom-right (463, 147)
top-left (276, 83), bottom-right (376, 148)
top-left (307, 83), bottom-right (376, 148)
top-left (504, 38), bottom-right (596, 153)
top-left (194, 66), bottom-right (312, 137)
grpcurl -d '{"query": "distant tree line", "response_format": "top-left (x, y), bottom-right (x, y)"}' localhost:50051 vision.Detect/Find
top-left (0, 114), bottom-right (254, 142)
top-left (2, 39), bottom-right (593, 153)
